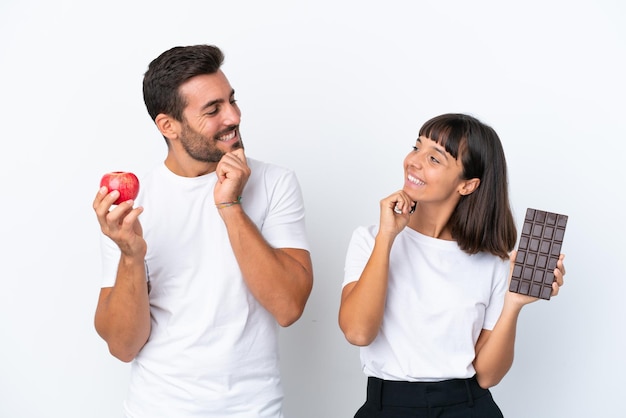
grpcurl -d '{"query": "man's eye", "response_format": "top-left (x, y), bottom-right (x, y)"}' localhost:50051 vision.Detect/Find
top-left (206, 107), bottom-right (219, 116)
top-left (430, 156), bottom-right (440, 164)
top-left (230, 99), bottom-right (238, 105)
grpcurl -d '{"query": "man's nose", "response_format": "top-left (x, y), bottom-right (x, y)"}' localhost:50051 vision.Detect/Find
top-left (222, 103), bottom-right (241, 126)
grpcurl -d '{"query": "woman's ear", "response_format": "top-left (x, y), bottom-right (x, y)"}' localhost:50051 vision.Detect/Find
top-left (459, 178), bottom-right (480, 196)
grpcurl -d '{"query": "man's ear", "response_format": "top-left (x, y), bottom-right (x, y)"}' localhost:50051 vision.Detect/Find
top-left (459, 178), bottom-right (480, 196)
top-left (155, 113), bottom-right (180, 141)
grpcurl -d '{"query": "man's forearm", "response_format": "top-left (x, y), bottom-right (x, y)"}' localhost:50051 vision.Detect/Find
top-left (219, 205), bottom-right (313, 326)
top-left (94, 255), bottom-right (151, 362)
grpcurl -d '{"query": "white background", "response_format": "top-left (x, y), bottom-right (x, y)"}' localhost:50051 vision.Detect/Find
top-left (1, 1), bottom-right (624, 417)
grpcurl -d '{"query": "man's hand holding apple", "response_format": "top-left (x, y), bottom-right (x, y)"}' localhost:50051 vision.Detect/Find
top-left (93, 172), bottom-right (146, 259)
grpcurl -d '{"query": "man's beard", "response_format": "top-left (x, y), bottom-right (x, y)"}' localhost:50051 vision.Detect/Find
top-left (180, 124), bottom-right (243, 163)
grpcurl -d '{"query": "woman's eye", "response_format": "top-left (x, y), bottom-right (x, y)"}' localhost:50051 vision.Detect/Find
top-left (430, 156), bottom-right (440, 164)
top-left (412, 146), bottom-right (418, 151)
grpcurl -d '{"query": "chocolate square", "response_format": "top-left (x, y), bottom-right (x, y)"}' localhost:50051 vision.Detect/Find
top-left (509, 208), bottom-right (568, 300)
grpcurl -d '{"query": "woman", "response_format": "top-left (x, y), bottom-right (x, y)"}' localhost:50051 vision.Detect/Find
top-left (339, 113), bottom-right (565, 417)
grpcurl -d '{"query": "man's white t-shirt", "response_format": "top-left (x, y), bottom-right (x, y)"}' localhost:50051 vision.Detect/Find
top-left (343, 224), bottom-right (509, 382)
top-left (100, 158), bottom-right (309, 418)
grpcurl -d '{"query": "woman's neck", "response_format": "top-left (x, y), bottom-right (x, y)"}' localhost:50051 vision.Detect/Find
top-left (408, 203), bottom-right (455, 240)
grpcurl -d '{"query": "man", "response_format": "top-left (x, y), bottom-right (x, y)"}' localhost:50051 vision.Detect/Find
top-left (92, 44), bottom-right (313, 417)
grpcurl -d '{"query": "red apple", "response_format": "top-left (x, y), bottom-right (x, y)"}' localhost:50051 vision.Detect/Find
top-left (100, 171), bottom-right (140, 205)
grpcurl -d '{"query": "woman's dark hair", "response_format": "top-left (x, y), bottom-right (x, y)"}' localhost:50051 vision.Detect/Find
top-left (419, 113), bottom-right (516, 259)
top-left (142, 44), bottom-right (225, 123)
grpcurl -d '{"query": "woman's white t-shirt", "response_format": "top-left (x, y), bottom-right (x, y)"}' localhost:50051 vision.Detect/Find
top-left (343, 224), bottom-right (509, 382)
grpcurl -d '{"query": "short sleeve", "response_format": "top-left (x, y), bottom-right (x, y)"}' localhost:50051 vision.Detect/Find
top-left (482, 257), bottom-right (510, 330)
top-left (260, 168), bottom-right (310, 252)
top-left (342, 225), bottom-right (376, 288)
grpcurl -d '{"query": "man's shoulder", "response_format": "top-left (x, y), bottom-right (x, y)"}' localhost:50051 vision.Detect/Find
top-left (247, 157), bottom-right (296, 180)
top-left (247, 157), bottom-right (290, 171)
top-left (138, 162), bottom-right (167, 180)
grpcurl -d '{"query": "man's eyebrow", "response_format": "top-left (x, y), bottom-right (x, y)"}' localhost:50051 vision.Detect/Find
top-left (200, 89), bottom-right (236, 111)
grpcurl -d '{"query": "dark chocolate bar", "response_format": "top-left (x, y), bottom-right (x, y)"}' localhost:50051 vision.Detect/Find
top-left (509, 208), bottom-right (568, 300)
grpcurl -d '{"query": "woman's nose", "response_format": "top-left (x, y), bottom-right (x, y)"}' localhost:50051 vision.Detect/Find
top-left (408, 152), bottom-right (424, 168)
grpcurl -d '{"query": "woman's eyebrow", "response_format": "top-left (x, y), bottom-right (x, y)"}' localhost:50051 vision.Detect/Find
top-left (434, 146), bottom-right (448, 159)
top-left (419, 136), bottom-right (449, 160)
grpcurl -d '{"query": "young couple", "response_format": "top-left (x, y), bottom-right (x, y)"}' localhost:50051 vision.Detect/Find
top-left (92, 44), bottom-right (565, 418)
